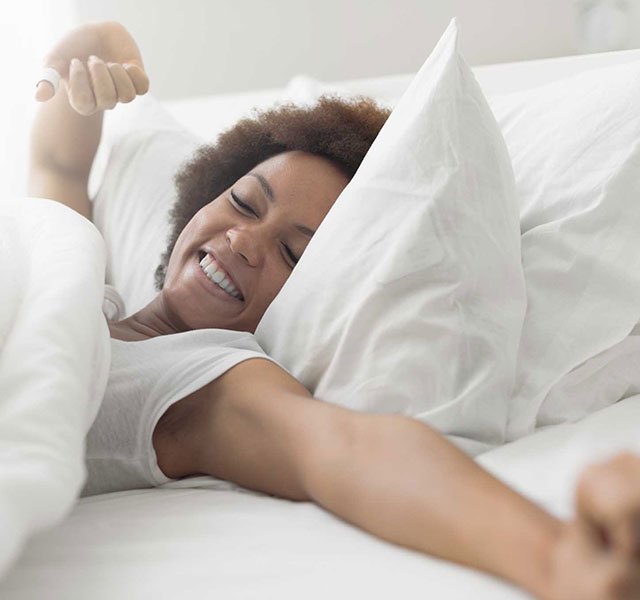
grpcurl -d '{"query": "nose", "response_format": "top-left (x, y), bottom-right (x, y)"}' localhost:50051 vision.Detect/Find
top-left (226, 229), bottom-right (259, 267)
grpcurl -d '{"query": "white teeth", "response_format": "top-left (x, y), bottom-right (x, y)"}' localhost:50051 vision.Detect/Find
top-left (198, 252), bottom-right (242, 299)
top-left (205, 264), bottom-right (226, 284)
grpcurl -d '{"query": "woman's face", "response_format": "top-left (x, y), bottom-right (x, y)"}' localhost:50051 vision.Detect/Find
top-left (162, 150), bottom-right (349, 333)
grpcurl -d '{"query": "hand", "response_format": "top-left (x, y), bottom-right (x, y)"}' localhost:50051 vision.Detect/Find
top-left (544, 452), bottom-right (640, 600)
top-left (35, 21), bottom-right (149, 116)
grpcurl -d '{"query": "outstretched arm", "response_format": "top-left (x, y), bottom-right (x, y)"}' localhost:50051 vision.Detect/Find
top-left (153, 358), bottom-right (640, 600)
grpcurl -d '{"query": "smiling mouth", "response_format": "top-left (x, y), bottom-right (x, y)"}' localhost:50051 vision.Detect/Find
top-left (197, 251), bottom-right (245, 302)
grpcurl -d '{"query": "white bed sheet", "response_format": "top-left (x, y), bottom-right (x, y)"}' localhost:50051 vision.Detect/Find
top-left (2, 395), bottom-right (639, 600)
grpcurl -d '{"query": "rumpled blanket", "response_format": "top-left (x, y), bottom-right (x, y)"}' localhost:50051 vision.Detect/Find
top-left (0, 198), bottom-right (110, 579)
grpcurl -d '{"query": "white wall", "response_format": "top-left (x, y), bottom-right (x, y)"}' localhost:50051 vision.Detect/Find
top-left (1, 1), bottom-right (76, 199)
top-left (73, 0), bottom-right (597, 100)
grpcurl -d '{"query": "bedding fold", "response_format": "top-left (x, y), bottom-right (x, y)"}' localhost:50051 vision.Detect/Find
top-left (0, 198), bottom-right (110, 580)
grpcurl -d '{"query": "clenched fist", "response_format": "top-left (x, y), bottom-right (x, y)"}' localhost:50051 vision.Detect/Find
top-left (35, 20), bottom-right (149, 115)
top-left (545, 451), bottom-right (640, 600)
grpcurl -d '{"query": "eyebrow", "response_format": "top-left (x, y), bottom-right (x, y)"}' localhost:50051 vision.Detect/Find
top-left (248, 172), bottom-right (316, 238)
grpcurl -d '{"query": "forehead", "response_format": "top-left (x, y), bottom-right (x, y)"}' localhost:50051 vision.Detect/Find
top-left (247, 151), bottom-right (349, 208)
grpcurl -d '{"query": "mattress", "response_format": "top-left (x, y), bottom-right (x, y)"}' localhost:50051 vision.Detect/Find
top-left (3, 48), bottom-right (640, 599)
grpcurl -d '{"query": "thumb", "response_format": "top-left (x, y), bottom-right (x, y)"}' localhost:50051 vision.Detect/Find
top-left (34, 55), bottom-right (68, 102)
top-left (35, 79), bottom-right (56, 102)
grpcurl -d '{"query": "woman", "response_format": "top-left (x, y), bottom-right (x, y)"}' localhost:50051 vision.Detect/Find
top-left (31, 20), bottom-right (640, 600)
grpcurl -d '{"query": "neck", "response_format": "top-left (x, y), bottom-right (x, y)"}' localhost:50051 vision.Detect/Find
top-left (110, 293), bottom-right (186, 340)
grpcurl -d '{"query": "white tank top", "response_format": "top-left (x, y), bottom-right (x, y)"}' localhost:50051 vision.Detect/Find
top-left (82, 285), bottom-right (283, 496)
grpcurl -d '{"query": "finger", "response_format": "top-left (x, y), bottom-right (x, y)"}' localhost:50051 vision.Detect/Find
top-left (106, 62), bottom-right (136, 103)
top-left (86, 55), bottom-right (117, 110)
top-left (35, 65), bottom-right (62, 102)
top-left (611, 520), bottom-right (640, 558)
top-left (34, 51), bottom-right (68, 102)
top-left (576, 453), bottom-right (640, 557)
top-left (35, 80), bottom-right (55, 102)
top-left (122, 63), bottom-right (150, 95)
top-left (596, 556), bottom-right (640, 600)
top-left (67, 58), bottom-right (96, 116)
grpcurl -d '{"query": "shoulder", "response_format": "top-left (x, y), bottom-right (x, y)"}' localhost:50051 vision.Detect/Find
top-left (206, 356), bottom-right (310, 398)
top-left (156, 357), bottom-right (302, 442)
top-left (103, 284), bottom-right (126, 322)
top-left (153, 357), bottom-right (358, 499)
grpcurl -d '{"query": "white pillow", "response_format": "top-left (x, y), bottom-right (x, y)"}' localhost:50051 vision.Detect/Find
top-left (488, 62), bottom-right (640, 441)
top-left (90, 95), bottom-right (204, 315)
top-left (290, 60), bottom-right (640, 441)
top-left (254, 19), bottom-right (526, 455)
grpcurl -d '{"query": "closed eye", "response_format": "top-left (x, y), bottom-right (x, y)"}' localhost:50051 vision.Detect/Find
top-left (229, 189), bottom-right (300, 269)
top-left (230, 190), bottom-right (257, 217)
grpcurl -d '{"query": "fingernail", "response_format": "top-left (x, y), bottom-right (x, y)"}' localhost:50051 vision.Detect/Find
top-left (71, 58), bottom-right (81, 68)
top-left (88, 55), bottom-right (98, 62)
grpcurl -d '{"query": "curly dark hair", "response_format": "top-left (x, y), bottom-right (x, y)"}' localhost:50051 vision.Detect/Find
top-left (154, 94), bottom-right (391, 291)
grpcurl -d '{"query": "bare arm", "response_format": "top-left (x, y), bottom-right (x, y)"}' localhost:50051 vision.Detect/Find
top-left (154, 358), bottom-right (561, 597)
top-left (28, 21), bottom-right (149, 220)
top-left (28, 85), bottom-right (103, 220)
top-left (155, 358), bottom-right (640, 599)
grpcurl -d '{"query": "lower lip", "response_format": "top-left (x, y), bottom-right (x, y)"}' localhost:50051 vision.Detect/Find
top-left (194, 254), bottom-right (243, 303)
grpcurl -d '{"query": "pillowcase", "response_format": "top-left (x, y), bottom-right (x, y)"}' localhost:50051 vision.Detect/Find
top-left (90, 95), bottom-right (204, 315)
top-left (284, 59), bottom-right (640, 442)
top-left (489, 62), bottom-right (640, 441)
top-left (254, 19), bottom-right (526, 455)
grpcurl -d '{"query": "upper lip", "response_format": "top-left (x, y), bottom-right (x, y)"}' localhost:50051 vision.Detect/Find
top-left (201, 247), bottom-right (244, 300)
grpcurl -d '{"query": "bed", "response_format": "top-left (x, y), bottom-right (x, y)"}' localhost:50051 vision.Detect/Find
top-left (1, 45), bottom-right (640, 599)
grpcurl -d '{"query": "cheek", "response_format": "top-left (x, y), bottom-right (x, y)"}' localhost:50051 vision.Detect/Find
top-left (167, 207), bottom-right (218, 269)
top-left (164, 230), bottom-right (191, 278)
top-left (263, 268), bottom-right (291, 305)
top-left (163, 233), bottom-right (202, 291)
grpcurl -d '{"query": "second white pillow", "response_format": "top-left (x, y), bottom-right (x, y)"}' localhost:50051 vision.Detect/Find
top-left (254, 19), bottom-right (526, 455)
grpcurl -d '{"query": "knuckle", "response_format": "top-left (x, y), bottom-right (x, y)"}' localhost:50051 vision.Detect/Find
top-left (602, 563), bottom-right (633, 599)
top-left (604, 451), bottom-right (639, 472)
top-left (616, 451), bottom-right (640, 466)
top-left (72, 92), bottom-right (95, 112)
top-left (97, 99), bottom-right (116, 111)
top-left (96, 88), bottom-right (117, 107)
top-left (576, 465), bottom-right (601, 496)
top-left (74, 105), bottom-right (93, 117)
top-left (104, 94), bottom-right (118, 108)
top-left (78, 92), bottom-right (95, 108)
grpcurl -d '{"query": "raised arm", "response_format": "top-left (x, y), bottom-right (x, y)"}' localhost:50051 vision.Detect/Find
top-left (28, 21), bottom-right (149, 220)
top-left (152, 357), bottom-right (640, 599)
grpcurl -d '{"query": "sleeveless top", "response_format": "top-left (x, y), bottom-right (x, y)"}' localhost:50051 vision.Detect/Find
top-left (82, 285), bottom-right (283, 496)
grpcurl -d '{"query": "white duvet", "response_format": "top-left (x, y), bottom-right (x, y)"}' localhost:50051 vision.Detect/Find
top-left (0, 198), bottom-right (110, 579)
